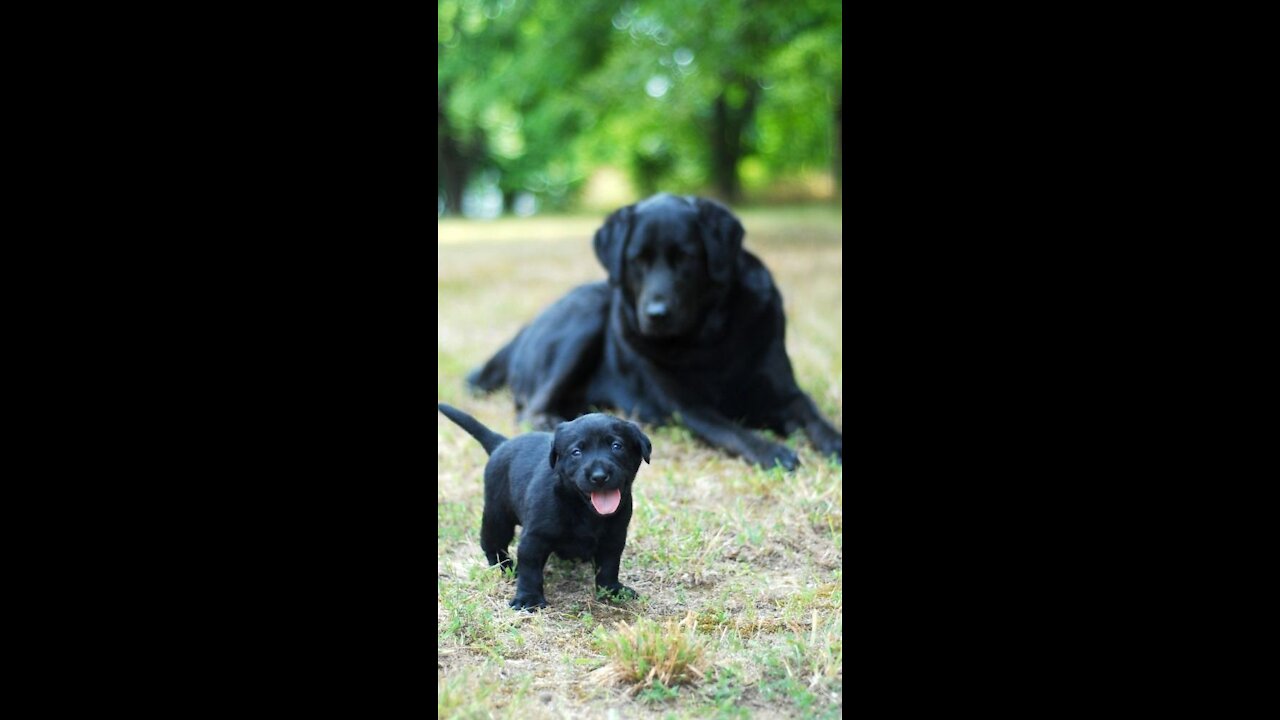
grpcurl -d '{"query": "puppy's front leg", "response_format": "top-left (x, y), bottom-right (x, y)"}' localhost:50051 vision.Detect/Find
top-left (594, 529), bottom-right (638, 601)
top-left (510, 535), bottom-right (551, 610)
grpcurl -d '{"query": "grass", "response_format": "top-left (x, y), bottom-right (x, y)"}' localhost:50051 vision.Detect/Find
top-left (593, 613), bottom-right (708, 693)
top-left (437, 205), bottom-right (842, 718)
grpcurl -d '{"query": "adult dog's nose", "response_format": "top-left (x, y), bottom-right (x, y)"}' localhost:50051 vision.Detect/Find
top-left (589, 469), bottom-right (609, 486)
top-left (644, 300), bottom-right (668, 319)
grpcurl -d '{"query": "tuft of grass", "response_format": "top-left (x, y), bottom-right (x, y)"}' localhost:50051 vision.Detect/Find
top-left (594, 612), bottom-right (708, 693)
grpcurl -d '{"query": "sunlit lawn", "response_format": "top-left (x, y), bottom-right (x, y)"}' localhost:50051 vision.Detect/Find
top-left (438, 205), bottom-right (842, 719)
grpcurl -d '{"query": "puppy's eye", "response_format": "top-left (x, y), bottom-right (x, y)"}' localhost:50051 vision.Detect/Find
top-left (611, 442), bottom-right (622, 451)
top-left (571, 448), bottom-right (582, 457)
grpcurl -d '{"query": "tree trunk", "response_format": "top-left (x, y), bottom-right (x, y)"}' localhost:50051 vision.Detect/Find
top-left (708, 82), bottom-right (758, 204)
top-left (834, 91), bottom-right (842, 203)
top-left (709, 94), bottom-right (736, 203)
top-left (438, 92), bottom-right (467, 216)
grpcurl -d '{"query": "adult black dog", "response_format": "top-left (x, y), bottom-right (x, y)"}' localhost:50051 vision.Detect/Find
top-left (467, 193), bottom-right (841, 471)
top-left (438, 402), bottom-right (651, 610)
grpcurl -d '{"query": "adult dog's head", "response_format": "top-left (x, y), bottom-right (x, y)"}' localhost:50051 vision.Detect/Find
top-left (593, 193), bottom-right (744, 339)
top-left (549, 413), bottom-right (651, 517)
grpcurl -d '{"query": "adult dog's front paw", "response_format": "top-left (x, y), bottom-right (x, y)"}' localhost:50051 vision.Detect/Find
top-left (814, 432), bottom-right (842, 464)
top-left (754, 444), bottom-right (799, 472)
top-left (596, 583), bottom-right (639, 602)
top-left (509, 593), bottom-right (548, 611)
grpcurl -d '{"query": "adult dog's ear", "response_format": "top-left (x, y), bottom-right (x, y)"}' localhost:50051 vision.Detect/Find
top-left (626, 421), bottom-right (652, 465)
top-left (694, 197), bottom-right (744, 285)
top-left (548, 422), bottom-right (568, 469)
top-left (593, 205), bottom-right (634, 285)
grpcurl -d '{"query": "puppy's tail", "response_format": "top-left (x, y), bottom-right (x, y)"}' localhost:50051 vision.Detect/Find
top-left (437, 403), bottom-right (507, 455)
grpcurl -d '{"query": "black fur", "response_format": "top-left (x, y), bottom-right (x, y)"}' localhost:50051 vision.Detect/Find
top-left (467, 193), bottom-right (841, 470)
top-left (438, 403), bottom-right (651, 610)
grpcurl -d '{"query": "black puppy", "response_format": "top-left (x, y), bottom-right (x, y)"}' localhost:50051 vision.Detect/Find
top-left (437, 403), bottom-right (651, 610)
top-left (467, 193), bottom-right (841, 471)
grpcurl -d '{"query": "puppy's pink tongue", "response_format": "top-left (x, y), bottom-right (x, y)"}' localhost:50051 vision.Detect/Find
top-left (591, 488), bottom-right (621, 515)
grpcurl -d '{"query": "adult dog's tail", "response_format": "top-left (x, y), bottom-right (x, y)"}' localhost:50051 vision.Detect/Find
top-left (465, 335), bottom-right (517, 393)
top-left (438, 403), bottom-right (507, 455)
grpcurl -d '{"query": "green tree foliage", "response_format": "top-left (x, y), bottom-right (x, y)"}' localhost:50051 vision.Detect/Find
top-left (438, 0), bottom-right (841, 214)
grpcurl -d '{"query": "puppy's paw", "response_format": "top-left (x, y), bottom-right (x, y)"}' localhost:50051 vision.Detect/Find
top-left (754, 444), bottom-right (799, 472)
top-left (509, 593), bottom-right (548, 611)
top-left (596, 584), bottom-right (639, 602)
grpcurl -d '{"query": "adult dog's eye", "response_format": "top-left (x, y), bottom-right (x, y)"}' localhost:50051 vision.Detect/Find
top-left (611, 442), bottom-right (622, 451)
top-left (571, 448), bottom-right (582, 457)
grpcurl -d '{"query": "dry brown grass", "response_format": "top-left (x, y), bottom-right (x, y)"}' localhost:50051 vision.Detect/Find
top-left (593, 612), bottom-right (708, 693)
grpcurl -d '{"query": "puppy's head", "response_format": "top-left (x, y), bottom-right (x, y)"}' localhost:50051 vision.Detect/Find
top-left (548, 414), bottom-right (651, 517)
top-left (593, 193), bottom-right (743, 339)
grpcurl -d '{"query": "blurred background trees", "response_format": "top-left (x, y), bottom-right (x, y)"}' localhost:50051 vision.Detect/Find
top-left (438, 0), bottom-right (841, 216)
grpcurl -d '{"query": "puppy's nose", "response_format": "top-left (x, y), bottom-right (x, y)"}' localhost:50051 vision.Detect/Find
top-left (589, 469), bottom-right (609, 486)
top-left (644, 300), bottom-right (668, 319)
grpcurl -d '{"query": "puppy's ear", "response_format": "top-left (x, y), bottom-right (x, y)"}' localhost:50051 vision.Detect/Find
top-left (593, 205), bottom-right (634, 285)
top-left (627, 422), bottom-right (652, 465)
top-left (548, 422), bottom-right (568, 469)
top-left (694, 197), bottom-right (744, 285)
